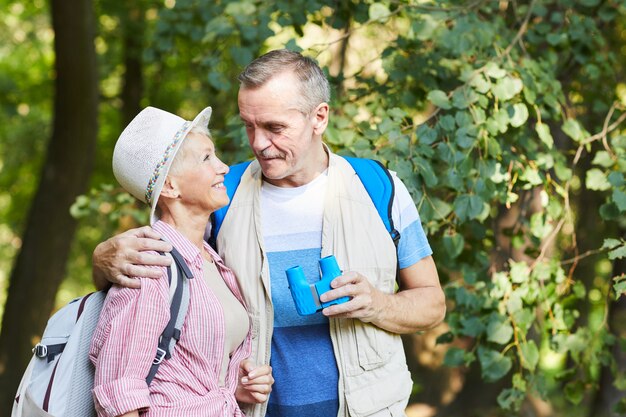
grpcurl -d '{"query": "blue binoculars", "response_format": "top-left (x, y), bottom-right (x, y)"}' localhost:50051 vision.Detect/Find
top-left (285, 255), bottom-right (350, 316)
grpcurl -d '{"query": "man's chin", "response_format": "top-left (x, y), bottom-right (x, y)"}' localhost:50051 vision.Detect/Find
top-left (258, 162), bottom-right (287, 180)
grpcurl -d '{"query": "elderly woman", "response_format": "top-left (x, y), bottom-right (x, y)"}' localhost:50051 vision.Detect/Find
top-left (89, 106), bottom-right (272, 417)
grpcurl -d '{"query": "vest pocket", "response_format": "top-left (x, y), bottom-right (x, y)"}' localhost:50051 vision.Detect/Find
top-left (352, 320), bottom-right (395, 371)
top-left (344, 366), bottom-right (412, 417)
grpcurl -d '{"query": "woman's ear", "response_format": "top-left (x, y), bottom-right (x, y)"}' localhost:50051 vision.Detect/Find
top-left (160, 176), bottom-right (180, 199)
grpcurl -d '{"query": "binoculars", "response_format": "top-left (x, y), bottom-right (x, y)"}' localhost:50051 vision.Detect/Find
top-left (285, 255), bottom-right (350, 316)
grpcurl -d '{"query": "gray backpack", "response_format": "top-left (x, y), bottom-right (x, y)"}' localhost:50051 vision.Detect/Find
top-left (12, 247), bottom-right (192, 417)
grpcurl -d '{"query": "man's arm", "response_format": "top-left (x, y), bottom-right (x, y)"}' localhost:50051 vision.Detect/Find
top-left (92, 226), bottom-right (173, 290)
top-left (320, 255), bottom-right (446, 334)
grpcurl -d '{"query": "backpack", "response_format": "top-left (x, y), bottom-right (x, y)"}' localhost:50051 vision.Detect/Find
top-left (209, 157), bottom-right (401, 251)
top-left (12, 247), bottom-right (193, 417)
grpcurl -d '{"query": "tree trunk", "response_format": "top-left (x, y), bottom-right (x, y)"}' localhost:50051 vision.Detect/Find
top-left (120, 1), bottom-right (144, 126)
top-left (0, 0), bottom-right (98, 411)
top-left (588, 251), bottom-right (626, 417)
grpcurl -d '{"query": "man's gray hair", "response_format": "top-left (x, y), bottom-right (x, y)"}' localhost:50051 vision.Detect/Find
top-left (238, 49), bottom-right (330, 114)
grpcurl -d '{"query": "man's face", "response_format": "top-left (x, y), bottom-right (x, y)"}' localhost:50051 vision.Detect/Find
top-left (238, 71), bottom-right (327, 187)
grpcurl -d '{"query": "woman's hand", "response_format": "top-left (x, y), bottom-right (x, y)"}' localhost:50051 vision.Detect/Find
top-left (235, 359), bottom-right (273, 404)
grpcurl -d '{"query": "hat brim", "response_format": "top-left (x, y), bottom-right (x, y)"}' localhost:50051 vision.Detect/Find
top-left (149, 106), bottom-right (213, 224)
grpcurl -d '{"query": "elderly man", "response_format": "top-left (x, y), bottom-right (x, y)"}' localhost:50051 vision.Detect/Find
top-left (93, 49), bottom-right (445, 417)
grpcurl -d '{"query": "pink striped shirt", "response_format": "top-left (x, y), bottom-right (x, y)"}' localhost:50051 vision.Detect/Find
top-left (89, 221), bottom-right (251, 417)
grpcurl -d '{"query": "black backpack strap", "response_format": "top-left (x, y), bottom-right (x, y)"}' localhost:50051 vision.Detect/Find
top-left (146, 247), bottom-right (193, 385)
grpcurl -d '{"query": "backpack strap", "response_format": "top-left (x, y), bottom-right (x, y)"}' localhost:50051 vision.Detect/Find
top-left (343, 157), bottom-right (400, 249)
top-left (209, 160), bottom-right (253, 249)
top-left (146, 247), bottom-right (193, 385)
top-left (208, 157), bottom-right (400, 251)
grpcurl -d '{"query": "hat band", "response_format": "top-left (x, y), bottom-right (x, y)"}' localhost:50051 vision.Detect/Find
top-left (145, 121), bottom-right (192, 206)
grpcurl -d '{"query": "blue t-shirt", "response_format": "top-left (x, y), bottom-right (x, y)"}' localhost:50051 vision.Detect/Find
top-left (261, 171), bottom-right (432, 417)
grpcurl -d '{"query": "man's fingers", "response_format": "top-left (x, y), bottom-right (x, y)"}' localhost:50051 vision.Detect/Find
top-left (133, 237), bottom-right (172, 253)
top-left (322, 299), bottom-right (359, 316)
top-left (114, 275), bottom-right (142, 289)
top-left (133, 251), bottom-right (173, 267)
top-left (320, 284), bottom-right (357, 303)
top-left (125, 264), bottom-right (163, 280)
top-left (330, 271), bottom-right (360, 289)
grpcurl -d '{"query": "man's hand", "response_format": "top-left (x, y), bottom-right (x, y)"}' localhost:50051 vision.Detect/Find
top-left (319, 256), bottom-right (446, 334)
top-left (92, 226), bottom-right (173, 290)
top-left (235, 359), bottom-right (273, 404)
top-left (319, 272), bottom-right (385, 323)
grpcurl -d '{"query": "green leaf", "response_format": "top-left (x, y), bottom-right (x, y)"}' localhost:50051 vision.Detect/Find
top-left (443, 347), bottom-right (466, 366)
top-left (592, 151), bottom-right (615, 168)
top-left (602, 238), bottom-right (621, 249)
top-left (368, 3), bottom-right (390, 21)
top-left (427, 90), bottom-right (451, 109)
top-left (547, 32), bottom-right (567, 46)
top-left (530, 213), bottom-right (552, 238)
top-left (609, 245), bottom-right (626, 260)
top-left (510, 261), bottom-right (530, 284)
top-left (564, 380), bottom-right (585, 405)
top-left (536, 123), bottom-right (554, 148)
top-left (498, 387), bottom-right (525, 411)
top-left (452, 88), bottom-right (478, 109)
top-left (562, 119), bottom-right (585, 142)
top-left (486, 315), bottom-right (514, 345)
top-left (614, 279), bottom-right (626, 299)
top-left (454, 194), bottom-right (484, 221)
top-left (443, 231), bottom-right (465, 259)
top-left (600, 202), bottom-right (620, 220)
top-left (585, 169), bottom-right (610, 191)
top-left (492, 77), bottom-right (523, 101)
top-left (461, 317), bottom-right (485, 337)
top-left (470, 74), bottom-right (491, 94)
top-left (509, 103), bottom-right (529, 128)
top-left (513, 309), bottom-right (535, 333)
top-left (484, 62), bottom-right (507, 79)
top-left (506, 293), bottom-right (523, 314)
top-left (416, 125), bottom-right (438, 145)
top-left (608, 172), bottom-right (625, 187)
top-left (520, 340), bottom-right (539, 371)
top-left (613, 189), bottom-right (626, 211)
top-left (478, 347), bottom-right (512, 382)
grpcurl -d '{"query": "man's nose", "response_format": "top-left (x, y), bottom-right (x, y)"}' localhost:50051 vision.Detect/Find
top-left (250, 128), bottom-right (272, 151)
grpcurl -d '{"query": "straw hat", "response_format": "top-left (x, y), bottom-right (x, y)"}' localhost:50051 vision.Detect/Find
top-left (112, 106), bottom-right (212, 224)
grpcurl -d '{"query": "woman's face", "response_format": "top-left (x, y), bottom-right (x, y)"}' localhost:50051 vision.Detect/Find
top-left (168, 132), bottom-right (229, 213)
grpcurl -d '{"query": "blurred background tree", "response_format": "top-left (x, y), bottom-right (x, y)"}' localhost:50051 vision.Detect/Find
top-left (1, 0), bottom-right (626, 416)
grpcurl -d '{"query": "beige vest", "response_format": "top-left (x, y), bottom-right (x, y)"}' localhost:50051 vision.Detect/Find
top-left (216, 153), bottom-right (412, 417)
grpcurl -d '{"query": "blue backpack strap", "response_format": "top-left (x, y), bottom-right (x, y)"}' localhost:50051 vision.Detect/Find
top-left (343, 157), bottom-right (400, 248)
top-left (146, 247), bottom-right (193, 385)
top-left (209, 160), bottom-right (253, 249)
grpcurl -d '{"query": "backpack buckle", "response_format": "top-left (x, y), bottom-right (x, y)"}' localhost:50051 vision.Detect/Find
top-left (153, 347), bottom-right (166, 365)
top-left (33, 343), bottom-right (48, 358)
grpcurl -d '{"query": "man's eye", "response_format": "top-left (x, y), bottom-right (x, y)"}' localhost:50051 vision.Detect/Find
top-left (204, 154), bottom-right (211, 161)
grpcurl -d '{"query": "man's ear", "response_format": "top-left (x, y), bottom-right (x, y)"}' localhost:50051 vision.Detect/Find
top-left (312, 102), bottom-right (329, 135)
top-left (160, 176), bottom-right (180, 199)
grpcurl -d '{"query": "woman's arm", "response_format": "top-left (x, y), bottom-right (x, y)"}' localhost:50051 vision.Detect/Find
top-left (90, 265), bottom-right (170, 417)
